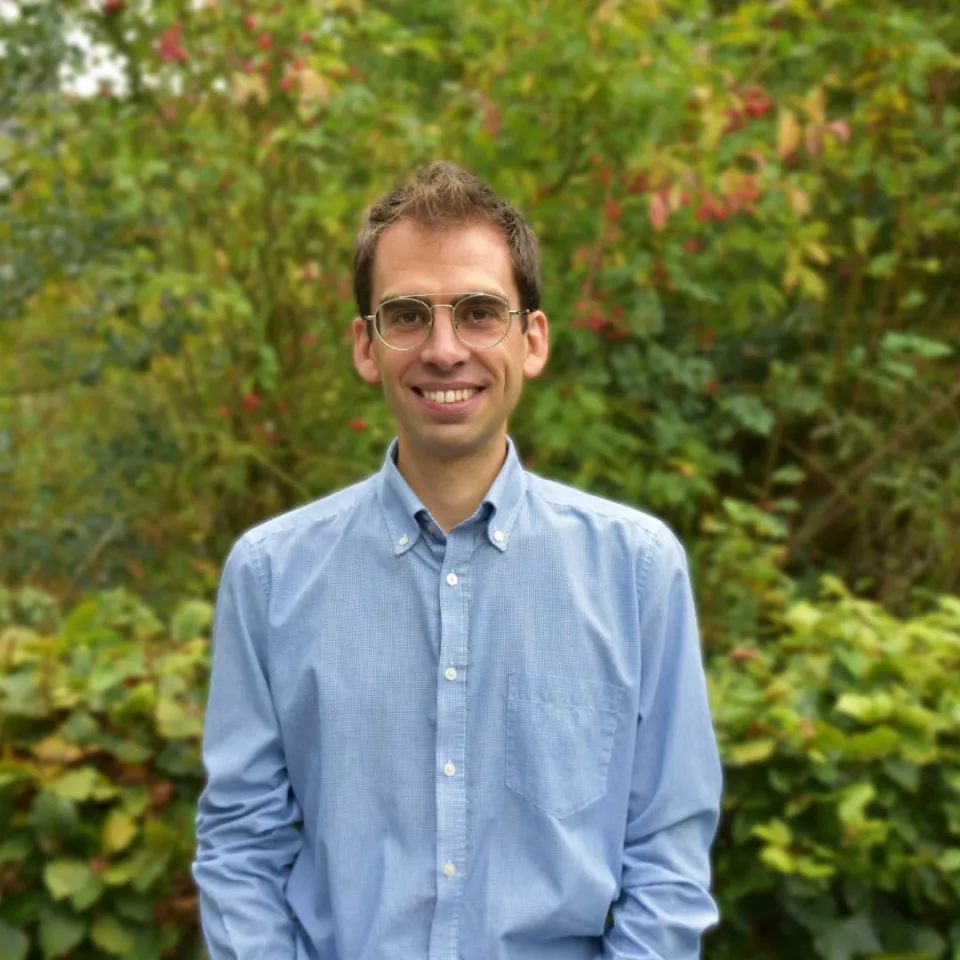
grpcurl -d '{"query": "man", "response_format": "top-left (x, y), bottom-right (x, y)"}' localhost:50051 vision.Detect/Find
top-left (193, 161), bottom-right (722, 960)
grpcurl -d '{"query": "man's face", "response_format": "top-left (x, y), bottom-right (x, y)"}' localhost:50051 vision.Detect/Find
top-left (353, 219), bottom-right (548, 465)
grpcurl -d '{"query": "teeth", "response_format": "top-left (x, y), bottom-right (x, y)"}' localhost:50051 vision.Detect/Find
top-left (422, 388), bottom-right (479, 404)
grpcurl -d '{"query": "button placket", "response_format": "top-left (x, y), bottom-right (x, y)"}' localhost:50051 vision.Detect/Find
top-left (430, 528), bottom-right (472, 955)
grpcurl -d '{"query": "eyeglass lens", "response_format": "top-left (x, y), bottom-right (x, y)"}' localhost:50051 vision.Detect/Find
top-left (376, 294), bottom-right (511, 349)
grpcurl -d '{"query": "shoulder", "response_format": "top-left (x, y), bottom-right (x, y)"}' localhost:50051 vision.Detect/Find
top-left (237, 475), bottom-right (377, 556)
top-left (525, 473), bottom-right (688, 577)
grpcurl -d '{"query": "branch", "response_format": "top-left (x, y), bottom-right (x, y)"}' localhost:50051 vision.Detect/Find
top-left (787, 375), bottom-right (960, 553)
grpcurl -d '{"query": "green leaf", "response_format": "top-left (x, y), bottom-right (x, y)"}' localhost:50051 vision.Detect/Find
top-left (70, 872), bottom-right (105, 911)
top-left (48, 766), bottom-right (100, 802)
top-left (837, 783), bottom-right (876, 826)
top-left (155, 696), bottom-right (204, 739)
top-left (170, 600), bottom-right (213, 642)
top-left (28, 792), bottom-right (79, 839)
top-left (835, 693), bottom-right (893, 723)
top-left (845, 726), bottom-right (901, 760)
top-left (102, 809), bottom-right (138, 854)
top-left (90, 915), bottom-right (136, 956)
top-left (938, 848), bottom-right (960, 872)
top-left (0, 834), bottom-right (32, 865)
top-left (730, 738), bottom-right (777, 765)
top-left (44, 860), bottom-right (94, 901)
top-left (814, 915), bottom-right (881, 960)
top-left (720, 395), bottom-right (775, 437)
top-left (760, 845), bottom-right (796, 873)
top-left (880, 331), bottom-right (953, 359)
top-left (0, 921), bottom-right (29, 960)
top-left (772, 465), bottom-right (805, 484)
top-left (38, 910), bottom-right (87, 959)
top-left (866, 250), bottom-right (900, 278)
top-left (752, 819), bottom-right (792, 846)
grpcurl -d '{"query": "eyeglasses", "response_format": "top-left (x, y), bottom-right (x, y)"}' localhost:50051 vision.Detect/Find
top-left (364, 292), bottom-right (528, 351)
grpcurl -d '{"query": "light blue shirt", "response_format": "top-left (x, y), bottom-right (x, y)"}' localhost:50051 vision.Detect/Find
top-left (193, 439), bottom-right (722, 960)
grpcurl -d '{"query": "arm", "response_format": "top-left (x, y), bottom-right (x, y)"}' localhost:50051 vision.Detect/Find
top-left (603, 527), bottom-right (722, 960)
top-left (192, 535), bottom-right (303, 959)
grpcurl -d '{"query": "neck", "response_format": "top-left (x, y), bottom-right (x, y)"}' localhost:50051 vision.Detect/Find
top-left (396, 435), bottom-right (507, 533)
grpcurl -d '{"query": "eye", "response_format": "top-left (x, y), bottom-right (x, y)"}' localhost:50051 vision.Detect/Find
top-left (382, 301), bottom-right (430, 326)
top-left (457, 297), bottom-right (506, 325)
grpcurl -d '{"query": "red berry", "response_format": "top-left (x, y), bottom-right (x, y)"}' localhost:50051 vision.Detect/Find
top-left (103, 0), bottom-right (124, 13)
top-left (218, 405), bottom-right (231, 418)
top-left (242, 393), bottom-right (261, 412)
top-left (349, 418), bottom-right (368, 431)
top-left (258, 33), bottom-right (272, 51)
top-left (244, 14), bottom-right (257, 29)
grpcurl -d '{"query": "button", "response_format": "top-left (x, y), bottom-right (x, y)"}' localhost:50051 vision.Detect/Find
top-left (443, 862), bottom-right (456, 877)
top-left (493, 530), bottom-right (504, 543)
top-left (446, 572), bottom-right (458, 586)
top-left (397, 535), bottom-right (408, 546)
top-left (444, 667), bottom-right (457, 681)
top-left (443, 762), bottom-right (456, 777)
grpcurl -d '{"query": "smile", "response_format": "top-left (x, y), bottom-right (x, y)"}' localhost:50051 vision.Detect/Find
top-left (419, 388), bottom-right (481, 404)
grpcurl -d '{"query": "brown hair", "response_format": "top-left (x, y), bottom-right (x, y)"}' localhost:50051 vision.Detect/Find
top-left (353, 161), bottom-right (541, 325)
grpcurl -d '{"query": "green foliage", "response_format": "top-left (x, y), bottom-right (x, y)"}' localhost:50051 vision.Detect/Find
top-left (2, 0), bottom-right (960, 955)
top-left (0, 587), bottom-right (209, 960)
top-left (1, 581), bottom-right (958, 959)
top-left (710, 578), bottom-right (960, 959)
top-left (0, 0), bottom-right (957, 607)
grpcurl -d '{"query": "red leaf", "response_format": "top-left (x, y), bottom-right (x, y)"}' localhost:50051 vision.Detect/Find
top-left (158, 24), bottom-right (187, 63)
top-left (604, 197), bottom-right (622, 221)
top-left (828, 119), bottom-right (851, 142)
top-left (649, 191), bottom-right (668, 230)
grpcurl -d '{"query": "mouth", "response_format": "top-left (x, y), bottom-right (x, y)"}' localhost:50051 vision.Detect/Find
top-left (412, 386), bottom-right (485, 413)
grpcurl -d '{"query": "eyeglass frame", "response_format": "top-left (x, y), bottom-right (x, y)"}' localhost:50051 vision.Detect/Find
top-left (363, 291), bottom-right (530, 352)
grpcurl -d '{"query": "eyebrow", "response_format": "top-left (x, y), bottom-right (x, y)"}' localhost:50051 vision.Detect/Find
top-left (375, 290), bottom-right (507, 308)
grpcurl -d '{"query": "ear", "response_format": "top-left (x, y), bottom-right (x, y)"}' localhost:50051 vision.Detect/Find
top-left (522, 309), bottom-right (549, 378)
top-left (353, 316), bottom-right (382, 385)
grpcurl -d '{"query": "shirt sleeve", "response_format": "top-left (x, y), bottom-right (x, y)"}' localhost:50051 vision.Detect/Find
top-left (603, 525), bottom-right (722, 960)
top-left (192, 535), bottom-right (303, 959)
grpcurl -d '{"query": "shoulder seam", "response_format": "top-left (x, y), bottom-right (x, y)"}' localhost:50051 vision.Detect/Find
top-left (245, 479), bottom-right (375, 544)
top-left (239, 533), bottom-right (270, 607)
top-left (528, 479), bottom-right (662, 529)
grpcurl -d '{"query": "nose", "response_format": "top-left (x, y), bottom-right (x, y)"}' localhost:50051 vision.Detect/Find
top-left (418, 305), bottom-right (471, 368)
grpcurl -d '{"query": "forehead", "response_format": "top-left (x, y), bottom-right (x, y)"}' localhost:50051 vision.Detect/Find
top-left (372, 219), bottom-right (517, 302)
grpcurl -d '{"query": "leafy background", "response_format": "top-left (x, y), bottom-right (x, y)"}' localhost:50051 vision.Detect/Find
top-left (1, 0), bottom-right (958, 958)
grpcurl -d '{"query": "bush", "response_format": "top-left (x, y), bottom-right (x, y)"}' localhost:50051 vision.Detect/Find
top-left (710, 578), bottom-right (960, 959)
top-left (2, 0), bottom-right (958, 608)
top-left (0, 588), bottom-right (209, 960)
top-left (1, 581), bottom-right (958, 959)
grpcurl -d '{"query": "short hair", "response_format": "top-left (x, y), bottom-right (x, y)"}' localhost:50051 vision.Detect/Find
top-left (353, 161), bottom-right (541, 325)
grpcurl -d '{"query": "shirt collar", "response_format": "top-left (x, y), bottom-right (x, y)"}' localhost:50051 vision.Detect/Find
top-left (376, 437), bottom-right (527, 556)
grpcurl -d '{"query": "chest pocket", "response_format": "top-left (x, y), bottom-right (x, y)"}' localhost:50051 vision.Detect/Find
top-left (505, 672), bottom-right (625, 819)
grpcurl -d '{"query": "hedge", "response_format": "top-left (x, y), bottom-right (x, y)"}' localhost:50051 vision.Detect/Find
top-left (1, 580), bottom-right (958, 960)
